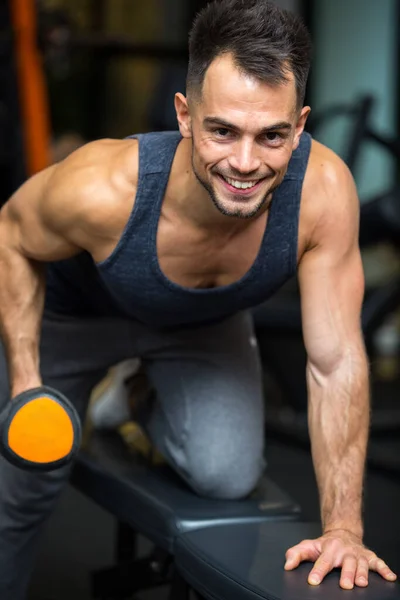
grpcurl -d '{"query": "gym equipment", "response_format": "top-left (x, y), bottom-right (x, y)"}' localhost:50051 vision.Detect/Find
top-left (0, 0), bottom-right (26, 205)
top-left (70, 430), bottom-right (300, 599)
top-left (175, 521), bottom-right (400, 600)
top-left (37, 5), bottom-right (189, 72)
top-left (71, 434), bottom-right (400, 599)
top-left (10, 0), bottom-right (51, 175)
top-left (0, 386), bottom-right (81, 471)
top-left (253, 95), bottom-right (400, 450)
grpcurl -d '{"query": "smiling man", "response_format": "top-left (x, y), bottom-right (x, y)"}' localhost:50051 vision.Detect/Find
top-left (0, 0), bottom-right (396, 597)
top-left (181, 56), bottom-right (300, 221)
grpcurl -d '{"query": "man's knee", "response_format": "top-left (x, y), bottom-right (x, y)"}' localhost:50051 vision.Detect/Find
top-left (187, 451), bottom-right (265, 500)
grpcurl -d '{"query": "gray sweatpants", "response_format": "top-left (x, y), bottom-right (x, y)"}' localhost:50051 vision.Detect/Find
top-left (0, 310), bottom-right (265, 599)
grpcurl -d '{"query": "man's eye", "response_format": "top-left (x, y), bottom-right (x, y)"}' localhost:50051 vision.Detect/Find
top-left (214, 128), bottom-right (230, 137)
top-left (265, 131), bottom-right (282, 142)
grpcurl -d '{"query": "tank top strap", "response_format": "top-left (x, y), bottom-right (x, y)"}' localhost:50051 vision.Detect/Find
top-left (127, 130), bottom-right (182, 175)
top-left (256, 131), bottom-right (312, 277)
top-left (108, 131), bottom-right (182, 264)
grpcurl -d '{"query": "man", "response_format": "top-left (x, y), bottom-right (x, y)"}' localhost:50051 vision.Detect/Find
top-left (0, 0), bottom-right (396, 597)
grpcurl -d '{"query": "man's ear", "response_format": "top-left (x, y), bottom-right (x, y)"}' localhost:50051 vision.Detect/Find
top-left (292, 106), bottom-right (311, 150)
top-left (175, 93), bottom-right (192, 138)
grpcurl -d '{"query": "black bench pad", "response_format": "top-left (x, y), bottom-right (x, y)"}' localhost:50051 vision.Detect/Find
top-left (70, 431), bottom-right (300, 553)
top-left (176, 521), bottom-right (400, 600)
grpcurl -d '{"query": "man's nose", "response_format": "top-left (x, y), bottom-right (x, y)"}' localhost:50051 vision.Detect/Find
top-left (228, 139), bottom-right (261, 174)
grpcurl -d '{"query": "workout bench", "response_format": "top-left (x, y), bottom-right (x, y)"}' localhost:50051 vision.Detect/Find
top-left (70, 431), bottom-right (400, 600)
top-left (70, 430), bottom-right (300, 598)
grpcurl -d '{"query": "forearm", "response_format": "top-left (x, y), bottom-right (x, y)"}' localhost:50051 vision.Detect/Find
top-left (307, 343), bottom-right (370, 539)
top-left (0, 245), bottom-right (45, 396)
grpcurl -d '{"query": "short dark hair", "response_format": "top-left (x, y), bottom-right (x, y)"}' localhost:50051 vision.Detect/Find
top-left (187, 0), bottom-right (312, 109)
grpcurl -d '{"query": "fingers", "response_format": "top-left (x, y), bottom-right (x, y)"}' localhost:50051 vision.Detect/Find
top-left (355, 557), bottom-right (369, 588)
top-left (339, 555), bottom-right (358, 590)
top-left (284, 542), bottom-right (319, 571)
top-left (369, 556), bottom-right (397, 582)
top-left (308, 552), bottom-right (334, 586)
top-left (309, 554), bottom-right (397, 589)
top-left (285, 538), bottom-right (397, 588)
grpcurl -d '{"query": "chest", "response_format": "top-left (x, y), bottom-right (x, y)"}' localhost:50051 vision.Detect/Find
top-left (156, 212), bottom-right (269, 289)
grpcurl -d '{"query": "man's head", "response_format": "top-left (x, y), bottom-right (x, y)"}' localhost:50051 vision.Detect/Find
top-left (175, 0), bottom-right (312, 219)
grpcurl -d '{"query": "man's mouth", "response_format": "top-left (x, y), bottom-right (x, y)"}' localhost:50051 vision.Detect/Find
top-left (217, 174), bottom-right (265, 195)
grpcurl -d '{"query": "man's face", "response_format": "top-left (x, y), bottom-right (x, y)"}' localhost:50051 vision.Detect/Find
top-left (176, 54), bottom-right (310, 219)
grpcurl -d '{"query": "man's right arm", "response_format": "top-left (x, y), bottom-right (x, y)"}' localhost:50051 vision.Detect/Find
top-left (0, 136), bottom-right (139, 399)
top-left (0, 165), bottom-right (82, 397)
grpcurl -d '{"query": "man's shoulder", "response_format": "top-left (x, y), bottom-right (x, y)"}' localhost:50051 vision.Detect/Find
top-left (300, 138), bottom-right (359, 251)
top-left (52, 137), bottom-right (138, 184)
top-left (43, 138), bottom-right (139, 249)
top-left (47, 138), bottom-right (138, 207)
top-left (305, 138), bottom-right (353, 193)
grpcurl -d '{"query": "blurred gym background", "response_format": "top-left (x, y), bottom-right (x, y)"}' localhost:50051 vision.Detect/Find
top-left (2, 0), bottom-right (400, 598)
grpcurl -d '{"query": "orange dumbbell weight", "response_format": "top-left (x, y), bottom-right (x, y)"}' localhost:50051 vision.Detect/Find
top-left (0, 386), bottom-right (81, 471)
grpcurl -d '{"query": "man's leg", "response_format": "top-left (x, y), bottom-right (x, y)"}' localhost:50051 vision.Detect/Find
top-left (141, 311), bottom-right (266, 500)
top-left (0, 312), bottom-right (133, 600)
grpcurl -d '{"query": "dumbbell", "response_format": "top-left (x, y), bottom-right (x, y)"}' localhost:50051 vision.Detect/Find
top-left (0, 386), bottom-right (81, 471)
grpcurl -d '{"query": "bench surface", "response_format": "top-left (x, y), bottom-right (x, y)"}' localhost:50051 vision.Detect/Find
top-left (71, 431), bottom-right (301, 551)
top-left (176, 521), bottom-right (400, 600)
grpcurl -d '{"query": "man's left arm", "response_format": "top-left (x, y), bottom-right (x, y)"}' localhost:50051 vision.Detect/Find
top-left (284, 153), bottom-right (397, 589)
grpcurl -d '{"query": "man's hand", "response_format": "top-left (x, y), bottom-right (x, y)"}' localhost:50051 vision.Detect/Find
top-left (284, 529), bottom-right (397, 589)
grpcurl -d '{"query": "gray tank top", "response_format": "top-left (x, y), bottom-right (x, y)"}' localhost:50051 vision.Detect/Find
top-left (45, 131), bottom-right (312, 328)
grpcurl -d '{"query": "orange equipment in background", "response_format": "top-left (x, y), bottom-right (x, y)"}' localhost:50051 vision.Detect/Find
top-left (9, 0), bottom-right (51, 175)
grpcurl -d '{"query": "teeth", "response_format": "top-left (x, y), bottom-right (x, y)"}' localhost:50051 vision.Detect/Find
top-left (225, 177), bottom-right (258, 190)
